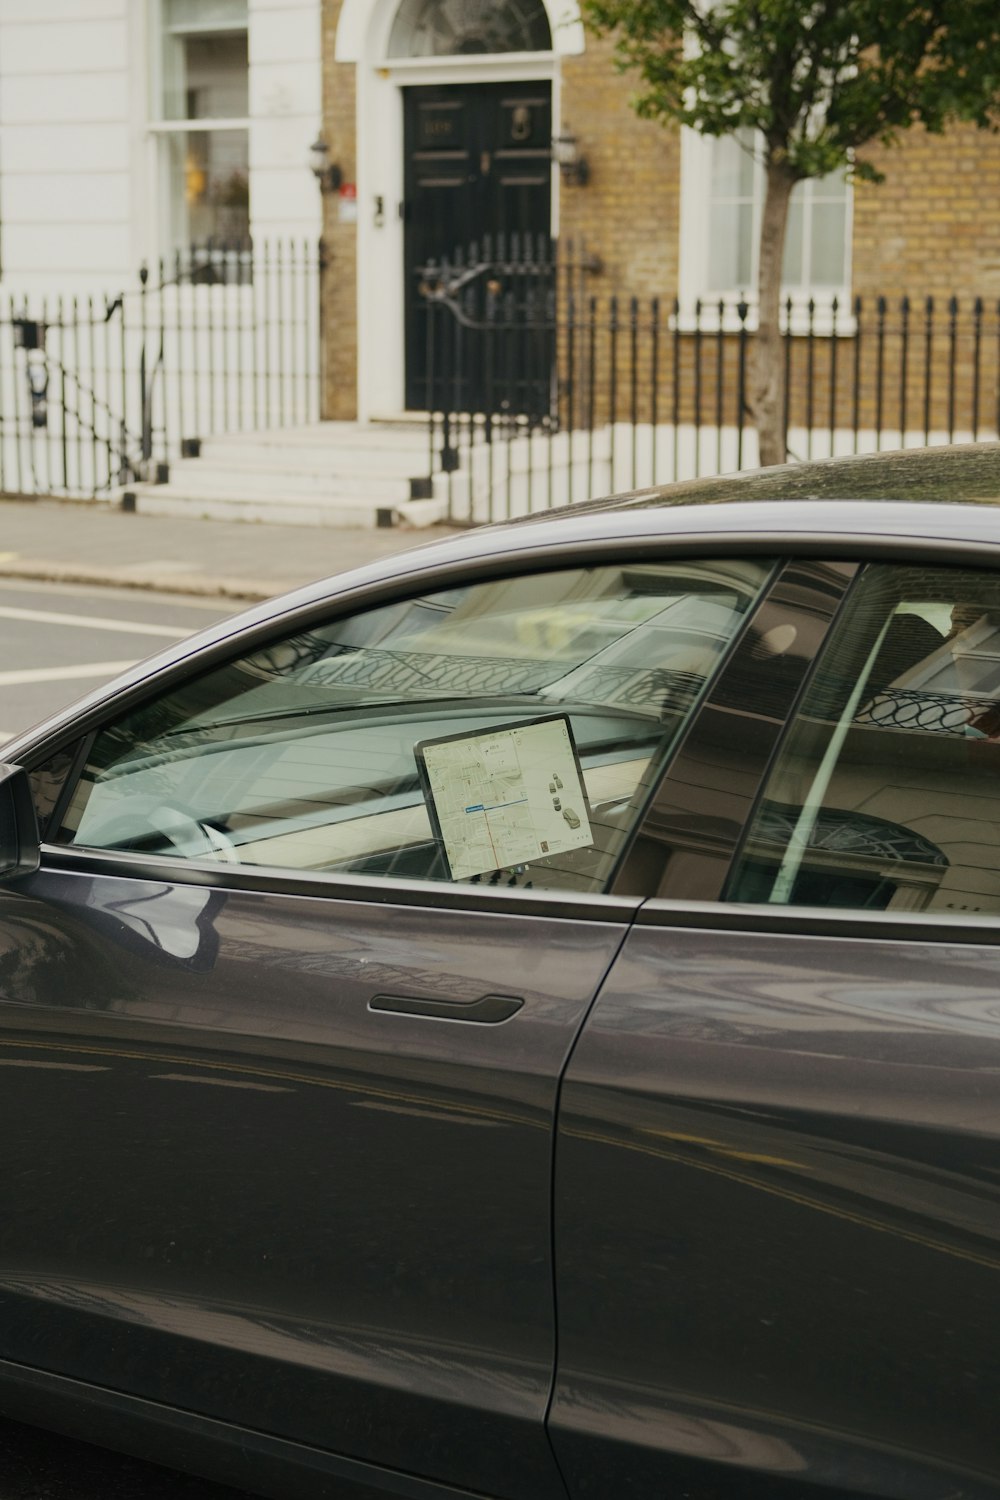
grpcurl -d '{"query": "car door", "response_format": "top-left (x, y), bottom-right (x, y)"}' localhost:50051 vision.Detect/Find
top-left (0, 546), bottom-right (775, 1499)
top-left (552, 552), bottom-right (1000, 1500)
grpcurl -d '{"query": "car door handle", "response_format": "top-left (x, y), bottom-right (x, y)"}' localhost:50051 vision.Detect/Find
top-left (369, 992), bottom-right (524, 1024)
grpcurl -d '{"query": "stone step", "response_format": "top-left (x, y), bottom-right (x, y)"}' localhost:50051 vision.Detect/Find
top-left (194, 444), bottom-right (431, 478)
top-left (131, 482), bottom-right (448, 529)
top-left (156, 460), bottom-right (423, 499)
top-left (197, 422), bottom-right (431, 463)
top-left (130, 419), bottom-right (444, 526)
top-left (127, 419), bottom-right (608, 527)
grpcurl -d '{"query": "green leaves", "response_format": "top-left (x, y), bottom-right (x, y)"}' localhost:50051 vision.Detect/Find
top-left (583, 0), bottom-right (1000, 459)
top-left (582, 0), bottom-right (1000, 176)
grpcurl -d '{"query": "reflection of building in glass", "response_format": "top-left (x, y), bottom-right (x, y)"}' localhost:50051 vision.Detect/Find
top-left (732, 571), bottom-right (1000, 915)
top-left (61, 557), bottom-right (771, 897)
top-left (732, 804), bottom-right (949, 912)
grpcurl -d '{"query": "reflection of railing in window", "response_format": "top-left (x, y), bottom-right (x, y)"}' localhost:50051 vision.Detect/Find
top-left (177, 240), bottom-right (253, 288)
top-left (247, 630), bottom-right (340, 678)
top-left (300, 650), bottom-right (707, 714)
top-left (300, 649), bottom-right (557, 697)
top-left (855, 688), bottom-right (1000, 736)
top-left (556, 666), bottom-right (704, 715)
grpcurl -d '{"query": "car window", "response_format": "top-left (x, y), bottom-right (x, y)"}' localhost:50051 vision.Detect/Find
top-left (726, 562), bottom-right (1000, 914)
top-left (615, 557), bottom-right (856, 901)
top-left (52, 558), bottom-right (773, 895)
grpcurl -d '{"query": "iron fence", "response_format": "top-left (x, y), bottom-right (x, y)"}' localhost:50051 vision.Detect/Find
top-left (6, 232), bottom-right (998, 525)
top-left (419, 246), bottom-right (1000, 523)
top-left (0, 239), bottom-right (323, 500)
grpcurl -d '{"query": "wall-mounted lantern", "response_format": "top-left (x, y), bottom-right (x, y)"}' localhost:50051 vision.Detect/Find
top-left (551, 132), bottom-right (589, 187)
top-left (308, 135), bottom-right (344, 194)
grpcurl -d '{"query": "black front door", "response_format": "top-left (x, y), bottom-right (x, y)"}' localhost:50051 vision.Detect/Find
top-left (403, 81), bottom-right (553, 412)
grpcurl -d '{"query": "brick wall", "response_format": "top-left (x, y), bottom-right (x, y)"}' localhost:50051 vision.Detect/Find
top-left (557, 65), bottom-right (1000, 309)
top-left (852, 124), bottom-right (1000, 302)
top-left (318, 3), bottom-right (1000, 423)
top-left (321, 0), bottom-right (358, 420)
top-left (558, 34), bottom-right (681, 299)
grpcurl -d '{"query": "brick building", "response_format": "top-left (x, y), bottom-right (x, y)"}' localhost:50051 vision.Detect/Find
top-left (319, 0), bottom-right (1000, 430)
top-left (2, 0), bottom-right (998, 510)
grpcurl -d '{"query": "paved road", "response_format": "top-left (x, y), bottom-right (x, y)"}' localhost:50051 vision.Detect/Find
top-left (0, 578), bottom-right (232, 744)
top-left (0, 495), bottom-right (456, 602)
top-left (0, 577), bottom-right (277, 1497)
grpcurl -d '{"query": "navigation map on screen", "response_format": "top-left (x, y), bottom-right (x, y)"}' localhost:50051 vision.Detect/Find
top-left (416, 715), bottom-right (593, 879)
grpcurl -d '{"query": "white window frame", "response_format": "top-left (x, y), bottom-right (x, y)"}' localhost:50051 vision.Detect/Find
top-left (148, 0), bottom-right (251, 261)
top-left (678, 128), bottom-right (854, 335)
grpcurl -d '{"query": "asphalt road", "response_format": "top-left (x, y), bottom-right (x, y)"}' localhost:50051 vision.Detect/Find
top-left (0, 578), bottom-right (233, 744)
top-left (0, 578), bottom-right (270, 1497)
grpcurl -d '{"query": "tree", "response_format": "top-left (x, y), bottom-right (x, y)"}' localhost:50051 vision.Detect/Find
top-left (582, 0), bottom-right (1000, 465)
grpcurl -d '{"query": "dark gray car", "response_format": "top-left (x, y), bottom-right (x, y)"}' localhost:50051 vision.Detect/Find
top-left (0, 475), bottom-right (999, 1500)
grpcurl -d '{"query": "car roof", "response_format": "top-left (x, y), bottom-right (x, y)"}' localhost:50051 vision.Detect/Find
top-left (577, 438), bottom-right (1000, 515)
top-left (121, 485), bottom-right (1000, 650)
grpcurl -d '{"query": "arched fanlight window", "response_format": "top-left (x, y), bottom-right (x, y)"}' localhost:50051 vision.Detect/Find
top-left (387, 0), bottom-right (552, 56)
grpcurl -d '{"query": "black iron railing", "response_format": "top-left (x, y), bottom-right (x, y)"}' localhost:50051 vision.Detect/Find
top-left (419, 247), bottom-right (1000, 523)
top-left (0, 238), bottom-right (323, 500)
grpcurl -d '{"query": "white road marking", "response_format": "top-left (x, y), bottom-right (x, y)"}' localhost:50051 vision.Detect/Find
top-left (0, 733), bottom-right (11, 744)
top-left (0, 660), bottom-right (137, 686)
top-left (0, 604), bottom-right (189, 638)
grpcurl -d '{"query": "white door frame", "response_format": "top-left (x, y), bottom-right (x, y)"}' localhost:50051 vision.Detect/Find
top-left (336, 0), bottom-right (584, 421)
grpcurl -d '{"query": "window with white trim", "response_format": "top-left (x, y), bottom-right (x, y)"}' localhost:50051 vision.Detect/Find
top-left (153, 0), bottom-right (250, 255)
top-left (683, 127), bottom-right (851, 309)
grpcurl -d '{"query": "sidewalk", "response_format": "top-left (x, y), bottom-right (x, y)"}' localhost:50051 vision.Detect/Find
top-left (0, 497), bottom-right (464, 602)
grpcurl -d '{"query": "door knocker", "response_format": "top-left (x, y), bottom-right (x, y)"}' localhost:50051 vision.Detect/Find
top-left (511, 105), bottom-right (532, 142)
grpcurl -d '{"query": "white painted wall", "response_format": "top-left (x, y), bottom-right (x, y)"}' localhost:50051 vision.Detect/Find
top-left (0, 0), bottom-right (139, 296)
top-left (0, 0), bottom-right (322, 301)
top-left (248, 0), bottom-right (322, 244)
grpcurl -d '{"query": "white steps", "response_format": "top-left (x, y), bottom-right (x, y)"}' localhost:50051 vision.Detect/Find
top-left (126, 419), bottom-right (619, 528)
top-left (128, 422), bottom-right (449, 529)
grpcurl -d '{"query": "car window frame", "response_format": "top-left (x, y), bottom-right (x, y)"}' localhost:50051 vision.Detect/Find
top-left (21, 537), bottom-right (782, 922)
top-left (722, 554), bottom-right (1000, 925)
top-left (609, 555), bottom-right (860, 899)
top-left (27, 529), bottom-right (1000, 935)
top-left (637, 540), bottom-right (1000, 947)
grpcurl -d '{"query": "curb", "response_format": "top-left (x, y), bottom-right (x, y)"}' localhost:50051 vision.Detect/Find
top-left (0, 558), bottom-right (290, 604)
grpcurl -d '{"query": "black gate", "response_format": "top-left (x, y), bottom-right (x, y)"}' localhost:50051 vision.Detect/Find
top-left (404, 81), bottom-right (552, 412)
top-left (418, 235), bottom-right (557, 423)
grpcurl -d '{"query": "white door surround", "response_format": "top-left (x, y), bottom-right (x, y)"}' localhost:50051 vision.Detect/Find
top-left (336, 0), bottom-right (584, 421)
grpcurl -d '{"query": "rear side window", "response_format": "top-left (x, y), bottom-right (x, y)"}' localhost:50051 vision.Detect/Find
top-left (54, 558), bottom-right (772, 896)
top-left (728, 563), bottom-right (1000, 915)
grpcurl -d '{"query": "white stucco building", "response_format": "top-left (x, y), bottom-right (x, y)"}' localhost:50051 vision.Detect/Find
top-left (0, 0), bottom-right (332, 506)
top-left (0, 0), bottom-right (322, 296)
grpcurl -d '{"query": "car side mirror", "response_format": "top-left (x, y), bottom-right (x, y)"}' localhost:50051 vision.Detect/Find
top-left (0, 763), bottom-right (41, 881)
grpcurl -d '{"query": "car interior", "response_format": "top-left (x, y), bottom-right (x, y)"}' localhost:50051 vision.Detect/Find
top-left (50, 558), bottom-right (773, 895)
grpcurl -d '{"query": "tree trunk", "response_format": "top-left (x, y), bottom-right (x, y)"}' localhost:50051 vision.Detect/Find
top-left (751, 157), bottom-right (797, 469)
